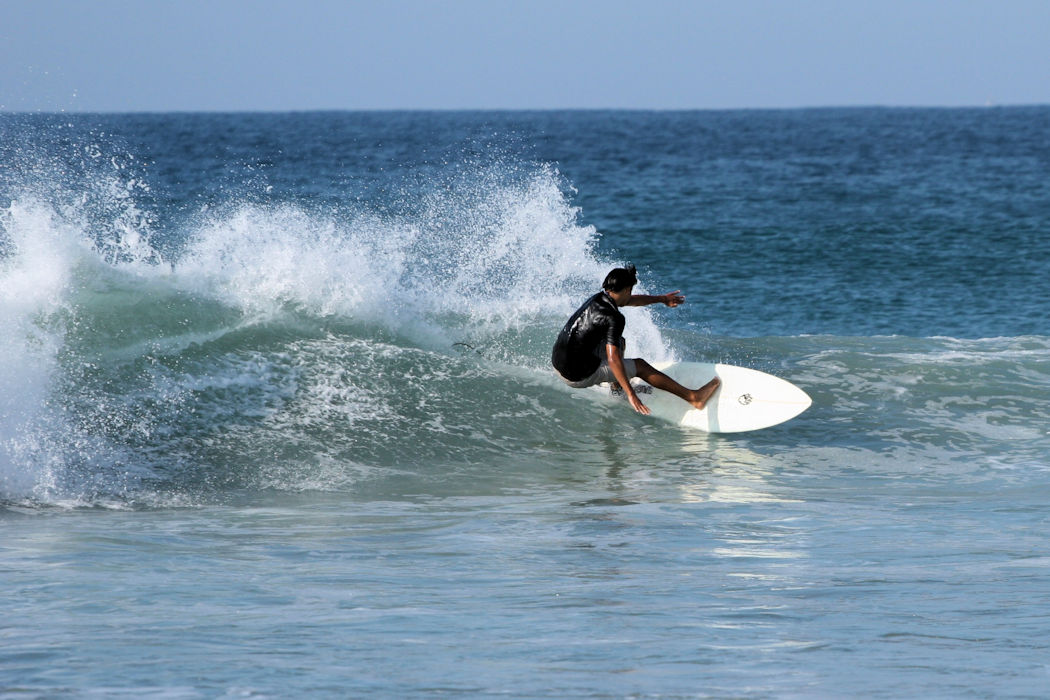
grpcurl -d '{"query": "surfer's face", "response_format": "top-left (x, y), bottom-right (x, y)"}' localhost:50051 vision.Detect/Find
top-left (608, 285), bottom-right (634, 307)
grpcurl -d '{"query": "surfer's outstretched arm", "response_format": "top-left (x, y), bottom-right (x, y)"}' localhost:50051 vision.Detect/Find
top-left (625, 291), bottom-right (685, 308)
top-left (634, 360), bottom-right (721, 411)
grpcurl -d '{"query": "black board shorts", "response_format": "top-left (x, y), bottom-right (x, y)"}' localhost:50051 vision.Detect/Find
top-left (559, 342), bottom-right (638, 388)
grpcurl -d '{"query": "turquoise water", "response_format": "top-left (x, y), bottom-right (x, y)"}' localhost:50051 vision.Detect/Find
top-left (2, 109), bottom-right (1049, 697)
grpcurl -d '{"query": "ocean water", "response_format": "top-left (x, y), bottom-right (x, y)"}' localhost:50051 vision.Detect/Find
top-left (1, 108), bottom-right (1049, 698)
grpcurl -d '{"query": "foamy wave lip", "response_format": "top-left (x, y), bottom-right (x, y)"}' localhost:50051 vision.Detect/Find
top-left (169, 165), bottom-right (674, 363)
top-left (1, 198), bottom-right (80, 308)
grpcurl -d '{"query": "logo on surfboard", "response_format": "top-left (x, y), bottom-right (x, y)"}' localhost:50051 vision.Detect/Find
top-left (738, 393), bottom-right (753, 406)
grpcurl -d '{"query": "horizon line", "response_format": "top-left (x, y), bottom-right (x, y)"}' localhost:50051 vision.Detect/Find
top-left (3, 102), bottom-right (1049, 117)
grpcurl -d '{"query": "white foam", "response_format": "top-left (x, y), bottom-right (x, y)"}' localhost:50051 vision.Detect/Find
top-left (176, 204), bottom-right (415, 321)
top-left (0, 199), bottom-right (79, 500)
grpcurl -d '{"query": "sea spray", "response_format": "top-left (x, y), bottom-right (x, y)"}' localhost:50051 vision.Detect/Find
top-left (173, 164), bottom-right (671, 357)
top-left (0, 120), bottom-right (169, 503)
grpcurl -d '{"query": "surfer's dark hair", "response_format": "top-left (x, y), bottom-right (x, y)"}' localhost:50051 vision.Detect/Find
top-left (602, 265), bottom-right (638, 292)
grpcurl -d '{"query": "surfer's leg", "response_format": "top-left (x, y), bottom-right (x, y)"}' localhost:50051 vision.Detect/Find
top-left (634, 360), bottom-right (721, 411)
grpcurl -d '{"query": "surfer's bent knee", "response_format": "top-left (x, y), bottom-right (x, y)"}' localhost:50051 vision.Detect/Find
top-left (634, 359), bottom-right (655, 375)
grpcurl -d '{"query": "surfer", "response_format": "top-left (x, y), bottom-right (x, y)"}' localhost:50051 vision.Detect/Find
top-left (552, 265), bottom-right (721, 415)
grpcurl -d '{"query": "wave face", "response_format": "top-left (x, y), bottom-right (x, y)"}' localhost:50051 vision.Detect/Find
top-left (0, 121), bottom-right (674, 505)
top-left (2, 111), bottom-right (1049, 507)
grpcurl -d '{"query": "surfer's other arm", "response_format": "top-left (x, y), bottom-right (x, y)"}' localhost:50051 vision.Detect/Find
top-left (606, 342), bottom-right (650, 415)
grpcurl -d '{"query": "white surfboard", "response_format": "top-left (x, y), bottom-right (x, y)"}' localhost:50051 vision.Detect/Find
top-left (606, 361), bottom-right (811, 433)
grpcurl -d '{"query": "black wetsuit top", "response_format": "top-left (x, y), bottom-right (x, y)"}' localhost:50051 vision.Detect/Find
top-left (551, 291), bottom-right (626, 381)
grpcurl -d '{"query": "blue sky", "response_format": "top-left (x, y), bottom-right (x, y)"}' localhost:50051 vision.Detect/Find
top-left (2, 0), bottom-right (1048, 112)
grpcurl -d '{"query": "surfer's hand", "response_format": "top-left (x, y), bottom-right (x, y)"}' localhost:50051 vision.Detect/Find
top-left (628, 391), bottom-right (651, 415)
top-left (662, 291), bottom-right (685, 307)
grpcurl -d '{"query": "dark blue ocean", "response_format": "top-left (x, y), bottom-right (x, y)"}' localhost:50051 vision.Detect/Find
top-left (2, 108), bottom-right (1049, 698)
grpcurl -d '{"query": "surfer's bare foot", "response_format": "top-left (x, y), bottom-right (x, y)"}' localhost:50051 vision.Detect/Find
top-left (689, 377), bottom-right (721, 410)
